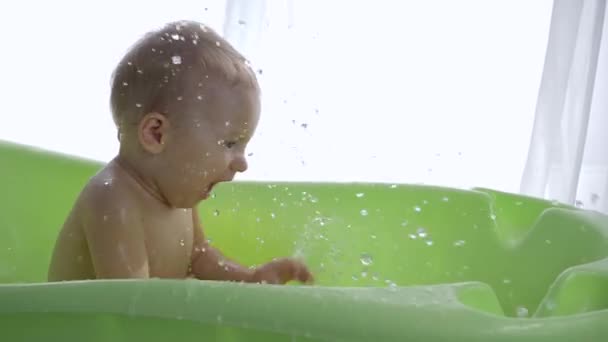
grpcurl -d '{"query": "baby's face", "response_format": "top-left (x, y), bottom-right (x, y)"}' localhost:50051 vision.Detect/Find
top-left (166, 82), bottom-right (260, 207)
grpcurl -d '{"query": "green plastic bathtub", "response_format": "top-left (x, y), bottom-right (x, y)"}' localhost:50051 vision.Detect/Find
top-left (1, 140), bottom-right (607, 341)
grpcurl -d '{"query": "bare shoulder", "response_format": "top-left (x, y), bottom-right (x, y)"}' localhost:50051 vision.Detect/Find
top-left (78, 161), bottom-right (137, 217)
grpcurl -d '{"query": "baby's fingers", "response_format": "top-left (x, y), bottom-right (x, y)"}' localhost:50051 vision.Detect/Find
top-left (294, 263), bottom-right (314, 284)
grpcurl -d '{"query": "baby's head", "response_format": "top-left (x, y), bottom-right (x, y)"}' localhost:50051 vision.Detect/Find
top-left (110, 20), bottom-right (260, 208)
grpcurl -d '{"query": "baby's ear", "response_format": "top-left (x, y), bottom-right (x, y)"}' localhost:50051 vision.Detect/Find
top-left (138, 112), bottom-right (170, 154)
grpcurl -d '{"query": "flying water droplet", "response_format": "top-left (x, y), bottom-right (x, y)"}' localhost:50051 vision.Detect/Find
top-left (401, 220), bottom-right (409, 227)
top-left (408, 233), bottom-right (417, 240)
top-left (416, 227), bottom-right (428, 238)
top-left (356, 192), bottom-right (365, 198)
top-left (442, 196), bottom-right (449, 202)
top-left (453, 240), bottom-right (466, 247)
top-left (360, 253), bottom-right (373, 266)
top-left (414, 206), bottom-right (421, 213)
top-left (360, 209), bottom-right (368, 216)
top-left (425, 240), bottom-right (434, 246)
top-left (179, 239), bottom-right (185, 246)
top-left (213, 210), bottom-right (220, 216)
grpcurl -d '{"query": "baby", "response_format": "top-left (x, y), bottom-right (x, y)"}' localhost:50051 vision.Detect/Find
top-left (47, 20), bottom-right (313, 285)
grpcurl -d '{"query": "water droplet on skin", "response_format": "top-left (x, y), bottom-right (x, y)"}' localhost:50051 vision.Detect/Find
top-left (177, 96), bottom-right (183, 101)
top-left (225, 121), bottom-right (230, 126)
top-left (103, 215), bottom-right (108, 221)
top-left (215, 41), bottom-right (221, 47)
top-left (416, 227), bottom-right (428, 238)
top-left (360, 253), bottom-right (373, 266)
top-left (453, 240), bottom-right (466, 247)
top-left (425, 240), bottom-right (434, 246)
top-left (171, 33), bottom-right (180, 40)
top-left (356, 192), bottom-right (365, 198)
top-left (516, 306), bottom-right (529, 318)
top-left (179, 239), bottom-right (185, 246)
top-left (213, 210), bottom-right (220, 216)
top-left (414, 206), bottom-right (421, 213)
top-left (360, 209), bottom-right (368, 216)
top-left (122, 82), bottom-right (128, 86)
top-left (76, 255), bottom-right (83, 263)
top-left (135, 103), bottom-right (142, 108)
top-left (172, 55), bottom-right (182, 64)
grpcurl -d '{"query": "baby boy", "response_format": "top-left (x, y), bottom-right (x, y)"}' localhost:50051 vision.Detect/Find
top-left (47, 20), bottom-right (313, 285)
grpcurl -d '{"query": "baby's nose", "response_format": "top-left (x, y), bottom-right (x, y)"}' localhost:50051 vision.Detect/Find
top-left (230, 154), bottom-right (248, 173)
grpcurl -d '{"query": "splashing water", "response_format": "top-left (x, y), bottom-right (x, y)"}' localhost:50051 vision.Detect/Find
top-left (360, 253), bottom-right (373, 266)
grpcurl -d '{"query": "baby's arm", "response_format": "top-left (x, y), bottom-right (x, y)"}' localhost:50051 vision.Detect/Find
top-left (189, 208), bottom-right (313, 284)
top-left (188, 208), bottom-right (254, 282)
top-left (82, 188), bottom-right (150, 279)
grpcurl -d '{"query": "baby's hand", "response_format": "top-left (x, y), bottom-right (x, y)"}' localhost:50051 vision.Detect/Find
top-left (251, 258), bottom-right (314, 285)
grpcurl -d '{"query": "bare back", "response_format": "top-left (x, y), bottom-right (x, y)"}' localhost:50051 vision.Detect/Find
top-left (48, 160), bottom-right (195, 281)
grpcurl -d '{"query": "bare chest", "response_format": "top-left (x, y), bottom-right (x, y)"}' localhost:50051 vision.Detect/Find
top-left (142, 208), bottom-right (194, 278)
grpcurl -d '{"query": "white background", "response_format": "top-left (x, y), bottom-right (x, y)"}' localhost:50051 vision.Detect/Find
top-left (0, 0), bottom-right (553, 193)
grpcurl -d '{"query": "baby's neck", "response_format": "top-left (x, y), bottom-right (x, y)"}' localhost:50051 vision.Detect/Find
top-left (114, 153), bottom-right (171, 208)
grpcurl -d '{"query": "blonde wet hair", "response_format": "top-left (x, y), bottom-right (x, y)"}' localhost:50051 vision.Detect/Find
top-left (109, 20), bottom-right (259, 132)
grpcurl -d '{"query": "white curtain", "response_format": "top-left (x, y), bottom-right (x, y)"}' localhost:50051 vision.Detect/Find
top-left (520, 0), bottom-right (608, 212)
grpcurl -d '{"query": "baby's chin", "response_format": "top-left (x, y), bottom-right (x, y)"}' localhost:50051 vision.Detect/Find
top-left (199, 181), bottom-right (219, 200)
